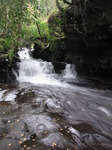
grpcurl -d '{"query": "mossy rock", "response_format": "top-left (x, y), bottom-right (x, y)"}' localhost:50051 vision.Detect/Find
top-left (48, 10), bottom-right (65, 36)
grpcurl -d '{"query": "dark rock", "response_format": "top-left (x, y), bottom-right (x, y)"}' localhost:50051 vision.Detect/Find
top-left (64, 0), bottom-right (112, 76)
top-left (32, 0), bottom-right (112, 78)
top-left (30, 134), bottom-right (36, 139)
top-left (2, 119), bottom-right (8, 125)
top-left (22, 122), bottom-right (29, 132)
top-left (52, 62), bottom-right (66, 73)
top-left (32, 42), bottom-right (51, 61)
top-left (0, 53), bottom-right (19, 83)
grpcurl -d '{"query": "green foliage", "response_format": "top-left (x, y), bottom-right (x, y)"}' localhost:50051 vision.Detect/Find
top-left (39, 0), bottom-right (57, 18)
top-left (0, 44), bottom-right (4, 52)
top-left (0, 39), bottom-right (6, 45)
top-left (0, 38), bottom-right (11, 50)
top-left (0, 0), bottom-right (64, 63)
top-left (21, 18), bottom-right (50, 42)
top-left (35, 18), bottom-right (50, 38)
top-left (0, 0), bottom-right (41, 62)
top-left (8, 49), bottom-right (14, 62)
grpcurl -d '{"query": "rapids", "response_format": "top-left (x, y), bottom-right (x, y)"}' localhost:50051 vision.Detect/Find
top-left (0, 48), bottom-right (112, 150)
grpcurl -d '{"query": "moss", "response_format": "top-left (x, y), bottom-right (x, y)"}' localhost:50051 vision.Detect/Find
top-left (48, 10), bottom-right (65, 37)
top-left (47, 9), bottom-right (67, 61)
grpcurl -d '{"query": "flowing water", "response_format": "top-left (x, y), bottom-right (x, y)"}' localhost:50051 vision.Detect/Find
top-left (0, 48), bottom-right (112, 150)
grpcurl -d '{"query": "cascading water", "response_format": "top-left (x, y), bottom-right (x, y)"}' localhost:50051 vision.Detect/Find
top-left (0, 48), bottom-right (112, 150)
top-left (62, 64), bottom-right (77, 78)
top-left (17, 48), bottom-right (76, 86)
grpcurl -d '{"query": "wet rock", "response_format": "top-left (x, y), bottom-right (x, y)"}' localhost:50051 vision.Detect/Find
top-left (2, 118), bottom-right (8, 125)
top-left (16, 89), bottom-right (35, 103)
top-left (23, 122), bottom-right (30, 133)
top-left (0, 57), bottom-right (17, 83)
top-left (30, 133), bottom-right (36, 139)
top-left (52, 62), bottom-right (66, 73)
top-left (93, 134), bottom-right (112, 145)
top-left (32, 41), bottom-right (51, 62)
top-left (81, 133), bottom-right (112, 148)
top-left (40, 132), bottom-right (74, 149)
top-left (36, 124), bottom-right (48, 139)
top-left (0, 139), bottom-right (20, 150)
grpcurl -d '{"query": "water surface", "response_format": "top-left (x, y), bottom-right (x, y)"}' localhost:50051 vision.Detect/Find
top-left (0, 48), bottom-right (112, 150)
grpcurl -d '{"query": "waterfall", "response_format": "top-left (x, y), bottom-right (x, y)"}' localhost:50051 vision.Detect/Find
top-left (62, 64), bottom-right (77, 78)
top-left (16, 48), bottom-right (76, 86)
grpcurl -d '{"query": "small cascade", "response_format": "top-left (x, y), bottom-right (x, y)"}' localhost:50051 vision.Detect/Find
top-left (62, 64), bottom-right (77, 78)
top-left (18, 47), bottom-right (32, 59)
top-left (16, 48), bottom-right (77, 86)
top-left (17, 48), bottom-right (61, 85)
top-left (19, 59), bottom-right (55, 77)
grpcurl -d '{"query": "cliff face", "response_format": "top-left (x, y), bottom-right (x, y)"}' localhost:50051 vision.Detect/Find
top-left (64, 0), bottom-right (112, 74)
top-left (33, 0), bottom-right (112, 76)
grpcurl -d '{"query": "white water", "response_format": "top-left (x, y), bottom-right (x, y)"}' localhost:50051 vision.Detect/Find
top-left (17, 48), bottom-right (76, 86)
top-left (1, 48), bottom-right (112, 150)
top-left (62, 64), bottom-right (77, 78)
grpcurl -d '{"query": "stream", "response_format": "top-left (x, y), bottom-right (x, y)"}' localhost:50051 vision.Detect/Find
top-left (0, 48), bottom-right (112, 150)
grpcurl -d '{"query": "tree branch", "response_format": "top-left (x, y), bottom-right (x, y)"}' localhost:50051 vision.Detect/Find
top-left (63, 0), bottom-right (72, 5)
top-left (56, 0), bottom-right (64, 11)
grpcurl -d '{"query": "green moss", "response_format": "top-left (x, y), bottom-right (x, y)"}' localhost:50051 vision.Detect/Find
top-left (48, 10), bottom-right (64, 37)
top-left (48, 9), bottom-right (66, 55)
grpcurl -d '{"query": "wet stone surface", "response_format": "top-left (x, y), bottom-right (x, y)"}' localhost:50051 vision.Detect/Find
top-left (0, 48), bottom-right (112, 149)
top-left (0, 83), bottom-right (112, 150)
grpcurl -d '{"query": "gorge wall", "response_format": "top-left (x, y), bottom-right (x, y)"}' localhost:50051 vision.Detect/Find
top-left (65, 0), bottom-right (112, 75)
top-left (33, 0), bottom-right (112, 76)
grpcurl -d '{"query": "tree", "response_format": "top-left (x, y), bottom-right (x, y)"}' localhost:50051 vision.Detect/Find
top-left (0, 0), bottom-right (40, 60)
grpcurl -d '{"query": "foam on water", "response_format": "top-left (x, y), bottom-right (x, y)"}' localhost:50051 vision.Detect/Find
top-left (17, 48), bottom-right (76, 86)
top-left (62, 64), bottom-right (77, 78)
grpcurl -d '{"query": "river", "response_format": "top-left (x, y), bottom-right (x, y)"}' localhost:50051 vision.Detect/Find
top-left (0, 48), bottom-right (112, 150)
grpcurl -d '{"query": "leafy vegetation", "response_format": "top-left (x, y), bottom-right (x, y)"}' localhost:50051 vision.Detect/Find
top-left (0, 0), bottom-right (55, 62)
top-left (0, 0), bottom-right (78, 62)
